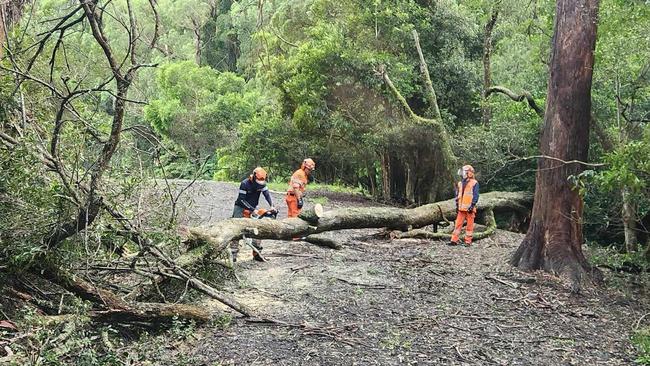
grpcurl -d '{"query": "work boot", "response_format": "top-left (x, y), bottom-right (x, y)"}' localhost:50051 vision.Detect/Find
top-left (447, 241), bottom-right (459, 246)
top-left (252, 251), bottom-right (265, 262)
top-left (231, 249), bottom-right (238, 263)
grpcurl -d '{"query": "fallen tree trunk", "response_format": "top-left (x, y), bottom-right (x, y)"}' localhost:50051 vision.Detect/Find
top-left (42, 267), bottom-right (212, 323)
top-left (183, 191), bottom-right (532, 264)
top-left (304, 232), bottom-right (344, 249)
top-left (390, 208), bottom-right (497, 240)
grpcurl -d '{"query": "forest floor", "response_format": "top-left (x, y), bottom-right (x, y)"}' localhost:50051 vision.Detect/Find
top-left (97, 181), bottom-right (650, 365)
top-left (149, 180), bottom-right (649, 365)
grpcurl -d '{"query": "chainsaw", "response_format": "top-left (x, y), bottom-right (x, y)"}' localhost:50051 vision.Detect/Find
top-left (250, 207), bottom-right (278, 220)
top-left (243, 207), bottom-right (278, 262)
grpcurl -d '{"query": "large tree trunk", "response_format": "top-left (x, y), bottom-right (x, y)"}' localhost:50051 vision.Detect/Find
top-left (182, 191), bottom-right (532, 267)
top-left (511, 0), bottom-right (601, 292)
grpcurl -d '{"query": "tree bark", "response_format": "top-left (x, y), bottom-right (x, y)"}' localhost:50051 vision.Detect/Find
top-left (0, 0), bottom-right (30, 59)
top-left (482, 9), bottom-right (499, 125)
top-left (511, 0), bottom-right (601, 292)
top-left (0, 3), bottom-right (5, 60)
top-left (381, 151), bottom-right (391, 201)
top-left (622, 187), bottom-right (638, 252)
top-left (183, 191), bottom-right (532, 266)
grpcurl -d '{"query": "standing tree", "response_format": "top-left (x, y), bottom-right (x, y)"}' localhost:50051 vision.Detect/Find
top-left (511, 0), bottom-right (601, 291)
top-left (482, 8), bottom-right (499, 125)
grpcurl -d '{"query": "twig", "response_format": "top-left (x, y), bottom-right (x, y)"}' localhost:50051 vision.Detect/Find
top-left (492, 296), bottom-right (525, 303)
top-left (635, 312), bottom-right (650, 331)
top-left (484, 275), bottom-right (520, 289)
top-left (334, 277), bottom-right (393, 290)
top-left (290, 264), bottom-right (311, 272)
top-left (265, 253), bottom-right (321, 259)
top-left (245, 317), bottom-right (367, 347)
top-left (453, 344), bottom-right (465, 360)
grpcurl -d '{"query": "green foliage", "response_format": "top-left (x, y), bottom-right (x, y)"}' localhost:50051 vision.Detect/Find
top-left (0, 143), bottom-right (59, 270)
top-left (144, 61), bottom-right (260, 158)
top-left (3, 307), bottom-right (206, 366)
top-left (634, 327), bottom-right (650, 365)
top-left (597, 133), bottom-right (650, 193)
top-left (587, 245), bottom-right (649, 273)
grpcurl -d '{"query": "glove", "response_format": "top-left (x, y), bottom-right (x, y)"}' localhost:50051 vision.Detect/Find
top-left (297, 197), bottom-right (304, 209)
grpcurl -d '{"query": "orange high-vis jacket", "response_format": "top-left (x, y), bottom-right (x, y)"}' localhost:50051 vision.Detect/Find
top-left (287, 169), bottom-right (308, 194)
top-left (456, 178), bottom-right (479, 212)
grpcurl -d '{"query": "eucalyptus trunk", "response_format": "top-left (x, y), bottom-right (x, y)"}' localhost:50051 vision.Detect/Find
top-left (511, 0), bottom-right (601, 291)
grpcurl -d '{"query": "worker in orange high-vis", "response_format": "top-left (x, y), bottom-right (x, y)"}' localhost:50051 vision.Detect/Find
top-left (449, 165), bottom-right (480, 247)
top-left (285, 158), bottom-right (315, 217)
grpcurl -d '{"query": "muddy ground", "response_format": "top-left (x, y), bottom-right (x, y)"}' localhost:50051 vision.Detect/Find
top-left (151, 180), bottom-right (649, 365)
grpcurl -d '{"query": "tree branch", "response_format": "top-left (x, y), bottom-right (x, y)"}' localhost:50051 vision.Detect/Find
top-left (412, 29), bottom-right (441, 120)
top-left (485, 86), bottom-right (544, 117)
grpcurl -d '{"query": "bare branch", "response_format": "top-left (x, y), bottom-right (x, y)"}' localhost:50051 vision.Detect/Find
top-left (485, 86), bottom-right (544, 117)
top-left (510, 154), bottom-right (604, 168)
top-left (126, 0), bottom-right (137, 65)
top-left (24, 6), bottom-right (84, 78)
top-left (270, 27), bottom-right (298, 48)
top-left (412, 30), bottom-right (441, 120)
top-left (80, 1), bottom-right (123, 82)
top-left (148, 0), bottom-right (160, 49)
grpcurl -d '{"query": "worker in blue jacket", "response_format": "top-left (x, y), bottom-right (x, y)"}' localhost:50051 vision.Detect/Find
top-left (231, 167), bottom-right (275, 261)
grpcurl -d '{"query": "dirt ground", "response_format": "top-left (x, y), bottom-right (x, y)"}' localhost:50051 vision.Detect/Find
top-left (155, 180), bottom-right (649, 365)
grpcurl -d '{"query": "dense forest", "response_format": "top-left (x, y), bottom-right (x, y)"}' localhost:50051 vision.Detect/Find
top-left (1, 0), bottom-right (649, 364)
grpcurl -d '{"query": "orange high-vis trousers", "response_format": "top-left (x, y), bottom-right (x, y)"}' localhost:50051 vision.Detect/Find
top-left (451, 210), bottom-right (476, 244)
top-left (285, 194), bottom-right (301, 217)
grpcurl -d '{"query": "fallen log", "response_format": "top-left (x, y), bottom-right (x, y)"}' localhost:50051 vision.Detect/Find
top-left (390, 208), bottom-right (497, 241)
top-left (182, 191), bottom-right (531, 264)
top-left (90, 303), bottom-right (211, 323)
top-left (42, 267), bottom-right (212, 323)
top-left (304, 232), bottom-right (344, 249)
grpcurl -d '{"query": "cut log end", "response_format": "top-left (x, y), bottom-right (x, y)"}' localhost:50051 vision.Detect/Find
top-left (298, 203), bottom-right (324, 224)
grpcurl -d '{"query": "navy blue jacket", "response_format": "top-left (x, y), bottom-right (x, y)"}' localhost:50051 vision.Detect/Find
top-left (235, 178), bottom-right (273, 211)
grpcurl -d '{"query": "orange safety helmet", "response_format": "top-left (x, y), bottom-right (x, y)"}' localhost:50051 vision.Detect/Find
top-left (301, 158), bottom-right (316, 171)
top-left (251, 167), bottom-right (267, 182)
